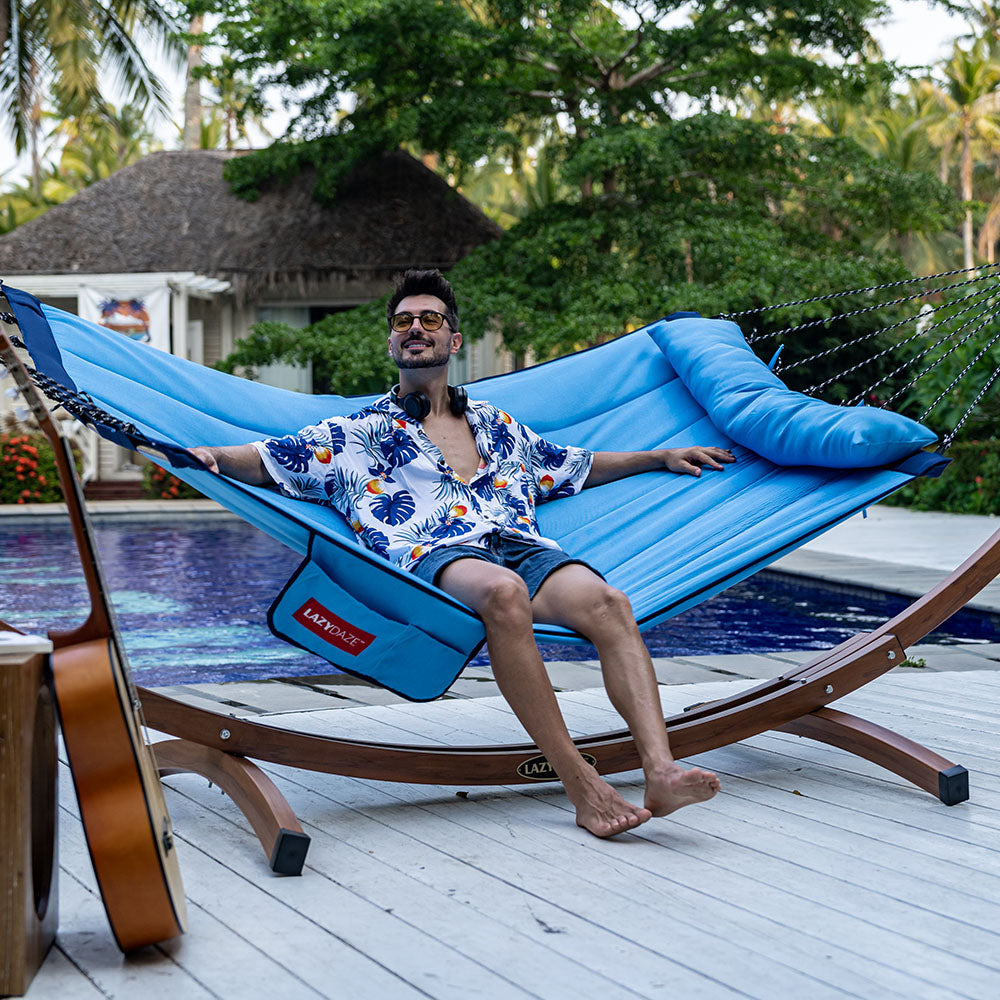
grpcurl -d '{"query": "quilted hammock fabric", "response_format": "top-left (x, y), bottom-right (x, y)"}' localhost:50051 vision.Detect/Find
top-left (5, 285), bottom-right (944, 699)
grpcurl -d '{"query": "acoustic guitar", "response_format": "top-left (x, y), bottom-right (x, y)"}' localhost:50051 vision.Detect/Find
top-left (0, 300), bottom-right (187, 951)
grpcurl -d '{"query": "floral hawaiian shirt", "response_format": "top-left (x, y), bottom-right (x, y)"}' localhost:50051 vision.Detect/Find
top-left (252, 394), bottom-right (594, 573)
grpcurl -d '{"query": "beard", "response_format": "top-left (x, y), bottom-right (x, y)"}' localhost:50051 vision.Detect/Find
top-left (390, 342), bottom-right (451, 370)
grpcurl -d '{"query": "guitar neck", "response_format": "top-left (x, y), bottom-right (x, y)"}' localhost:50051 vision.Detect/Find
top-left (1, 311), bottom-right (117, 649)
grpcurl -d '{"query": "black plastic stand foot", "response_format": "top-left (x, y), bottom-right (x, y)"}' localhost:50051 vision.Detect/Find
top-left (270, 829), bottom-right (311, 875)
top-left (938, 765), bottom-right (970, 806)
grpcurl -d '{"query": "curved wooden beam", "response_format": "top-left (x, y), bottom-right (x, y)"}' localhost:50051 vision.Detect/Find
top-left (154, 739), bottom-right (310, 875)
top-left (778, 708), bottom-right (969, 805)
top-left (136, 526), bottom-right (1000, 795)
top-left (139, 635), bottom-right (903, 784)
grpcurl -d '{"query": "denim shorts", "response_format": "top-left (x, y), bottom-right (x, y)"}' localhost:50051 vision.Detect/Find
top-left (411, 532), bottom-right (599, 599)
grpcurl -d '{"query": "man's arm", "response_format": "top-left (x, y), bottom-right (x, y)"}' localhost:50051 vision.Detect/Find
top-left (584, 446), bottom-right (735, 488)
top-left (187, 444), bottom-right (274, 486)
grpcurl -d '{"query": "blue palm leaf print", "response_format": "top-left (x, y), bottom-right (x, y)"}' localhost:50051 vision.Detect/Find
top-left (428, 517), bottom-right (474, 540)
top-left (380, 429), bottom-right (420, 468)
top-left (326, 425), bottom-right (347, 454)
top-left (265, 436), bottom-right (313, 473)
top-left (546, 481), bottom-right (578, 501)
top-left (491, 421), bottom-right (517, 459)
top-left (370, 490), bottom-right (416, 526)
top-left (285, 473), bottom-right (327, 500)
top-left (362, 526), bottom-right (390, 556)
top-left (532, 438), bottom-right (570, 470)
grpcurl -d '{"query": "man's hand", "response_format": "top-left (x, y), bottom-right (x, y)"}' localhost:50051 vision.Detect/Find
top-left (187, 446), bottom-right (220, 474)
top-left (662, 446), bottom-right (735, 477)
top-left (185, 444), bottom-right (273, 486)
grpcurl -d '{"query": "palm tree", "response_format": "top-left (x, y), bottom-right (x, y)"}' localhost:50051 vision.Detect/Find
top-left (924, 39), bottom-right (1000, 270)
top-left (205, 54), bottom-right (271, 150)
top-left (0, 0), bottom-right (182, 189)
top-left (0, 97), bottom-right (158, 232)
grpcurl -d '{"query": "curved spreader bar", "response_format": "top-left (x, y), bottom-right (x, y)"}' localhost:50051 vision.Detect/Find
top-left (139, 523), bottom-right (997, 867)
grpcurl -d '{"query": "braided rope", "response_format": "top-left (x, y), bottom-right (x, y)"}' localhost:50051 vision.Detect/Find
top-left (783, 281), bottom-right (997, 374)
top-left (26, 365), bottom-right (154, 445)
top-left (944, 360), bottom-right (1000, 449)
top-left (720, 261), bottom-right (1000, 326)
top-left (860, 301), bottom-right (1000, 407)
top-left (744, 271), bottom-right (1000, 344)
top-left (804, 291), bottom-right (998, 396)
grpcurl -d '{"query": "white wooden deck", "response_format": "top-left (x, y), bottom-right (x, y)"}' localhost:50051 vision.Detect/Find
top-left (24, 669), bottom-right (1000, 1000)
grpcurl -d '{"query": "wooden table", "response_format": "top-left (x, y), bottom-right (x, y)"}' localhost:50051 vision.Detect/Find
top-left (1, 633), bottom-right (58, 998)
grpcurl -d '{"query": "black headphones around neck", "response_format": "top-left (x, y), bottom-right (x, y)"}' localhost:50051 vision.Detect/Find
top-left (390, 384), bottom-right (468, 421)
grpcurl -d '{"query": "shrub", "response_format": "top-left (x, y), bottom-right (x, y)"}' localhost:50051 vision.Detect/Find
top-left (882, 440), bottom-right (1000, 514)
top-left (0, 433), bottom-right (69, 504)
top-left (142, 462), bottom-right (203, 500)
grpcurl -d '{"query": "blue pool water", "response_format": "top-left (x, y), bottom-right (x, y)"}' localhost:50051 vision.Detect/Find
top-left (2, 517), bottom-right (997, 687)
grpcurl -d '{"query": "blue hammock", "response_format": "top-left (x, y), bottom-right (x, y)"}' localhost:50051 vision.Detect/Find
top-left (4, 284), bottom-right (945, 700)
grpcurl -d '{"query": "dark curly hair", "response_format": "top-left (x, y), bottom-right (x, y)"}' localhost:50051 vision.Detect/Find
top-left (386, 268), bottom-right (459, 331)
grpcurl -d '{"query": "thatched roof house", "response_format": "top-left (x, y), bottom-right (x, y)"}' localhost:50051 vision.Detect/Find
top-left (0, 148), bottom-right (505, 493)
top-left (0, 148), bottom-right (501, 301)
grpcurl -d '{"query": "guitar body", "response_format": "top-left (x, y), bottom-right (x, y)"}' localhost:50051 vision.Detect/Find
top-left (1, 300), bottom-right (186, 951)
top-left (52, 639), bottom-right (186, 951)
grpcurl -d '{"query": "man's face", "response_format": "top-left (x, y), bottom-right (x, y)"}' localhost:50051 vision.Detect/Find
top-left (387, 294), bottom-right (461, 371)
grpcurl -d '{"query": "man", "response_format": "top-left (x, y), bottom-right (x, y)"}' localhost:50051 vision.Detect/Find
top-left (190, 269), bottom-right (734, 838)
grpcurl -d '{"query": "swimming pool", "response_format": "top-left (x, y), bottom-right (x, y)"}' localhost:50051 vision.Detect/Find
top-left (2, 517), bottom-right (997, 686)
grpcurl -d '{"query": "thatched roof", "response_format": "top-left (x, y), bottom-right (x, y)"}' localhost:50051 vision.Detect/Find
top-left (0, 149), bottom-right (502, 299)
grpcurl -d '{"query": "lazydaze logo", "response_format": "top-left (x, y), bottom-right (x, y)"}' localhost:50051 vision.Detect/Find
top-left (293, 599), bottom-right (375, 656)
top-left (516, 752), bottom-right (598, 781)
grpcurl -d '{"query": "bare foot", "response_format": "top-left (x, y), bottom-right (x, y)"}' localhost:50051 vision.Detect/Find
top-left (644, 765), bottom-right (720, 817)
top-left (563, 770), bottom-right (652, 838)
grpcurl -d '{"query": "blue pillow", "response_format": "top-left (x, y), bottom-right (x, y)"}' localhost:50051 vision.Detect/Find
top-left (648, 316), bottom-right (937, 468)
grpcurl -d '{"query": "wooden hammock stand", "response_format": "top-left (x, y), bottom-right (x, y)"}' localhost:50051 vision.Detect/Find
top-left (141, 522), bottom-right (999, 876)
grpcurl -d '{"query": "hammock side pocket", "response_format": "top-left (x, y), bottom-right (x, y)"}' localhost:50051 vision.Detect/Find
top-left (268, 537), bottom-right (482, 701)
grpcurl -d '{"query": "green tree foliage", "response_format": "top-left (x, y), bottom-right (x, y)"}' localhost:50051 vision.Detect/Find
top-left (205, 0), bottom-right (895, 200)
top-left (923, 38), bottom-right (1000, 269)
top-left (222, 113), bottom-right (959, 398)
top-left (217, 308), bottom-right (398, 397)
top-left (204, 1), bottom-right (971, 409)
top-left (882, 437), bottom-right (1000, 513)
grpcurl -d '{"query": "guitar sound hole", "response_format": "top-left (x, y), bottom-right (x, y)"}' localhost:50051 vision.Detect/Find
top-left (30, 684), bottom-right (57, 921)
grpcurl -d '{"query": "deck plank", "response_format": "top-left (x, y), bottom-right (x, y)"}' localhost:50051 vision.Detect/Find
top-left (166, 772), bottom-right (723, 1000)
top-left (21, 671), bottom-right (1000, 1000)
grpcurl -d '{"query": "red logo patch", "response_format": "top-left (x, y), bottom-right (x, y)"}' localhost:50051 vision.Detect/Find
top-left (293, 600), bottom-right (375, 656)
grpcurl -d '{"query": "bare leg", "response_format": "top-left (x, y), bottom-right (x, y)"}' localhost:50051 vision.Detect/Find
top-left (437, 558), bottom-right (651, 837)
top-left (531, 564), bottom-right (720, 816)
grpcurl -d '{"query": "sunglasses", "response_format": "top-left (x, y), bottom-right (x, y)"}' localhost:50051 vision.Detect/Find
top-left (389, 310), bottom-right (451, 333)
